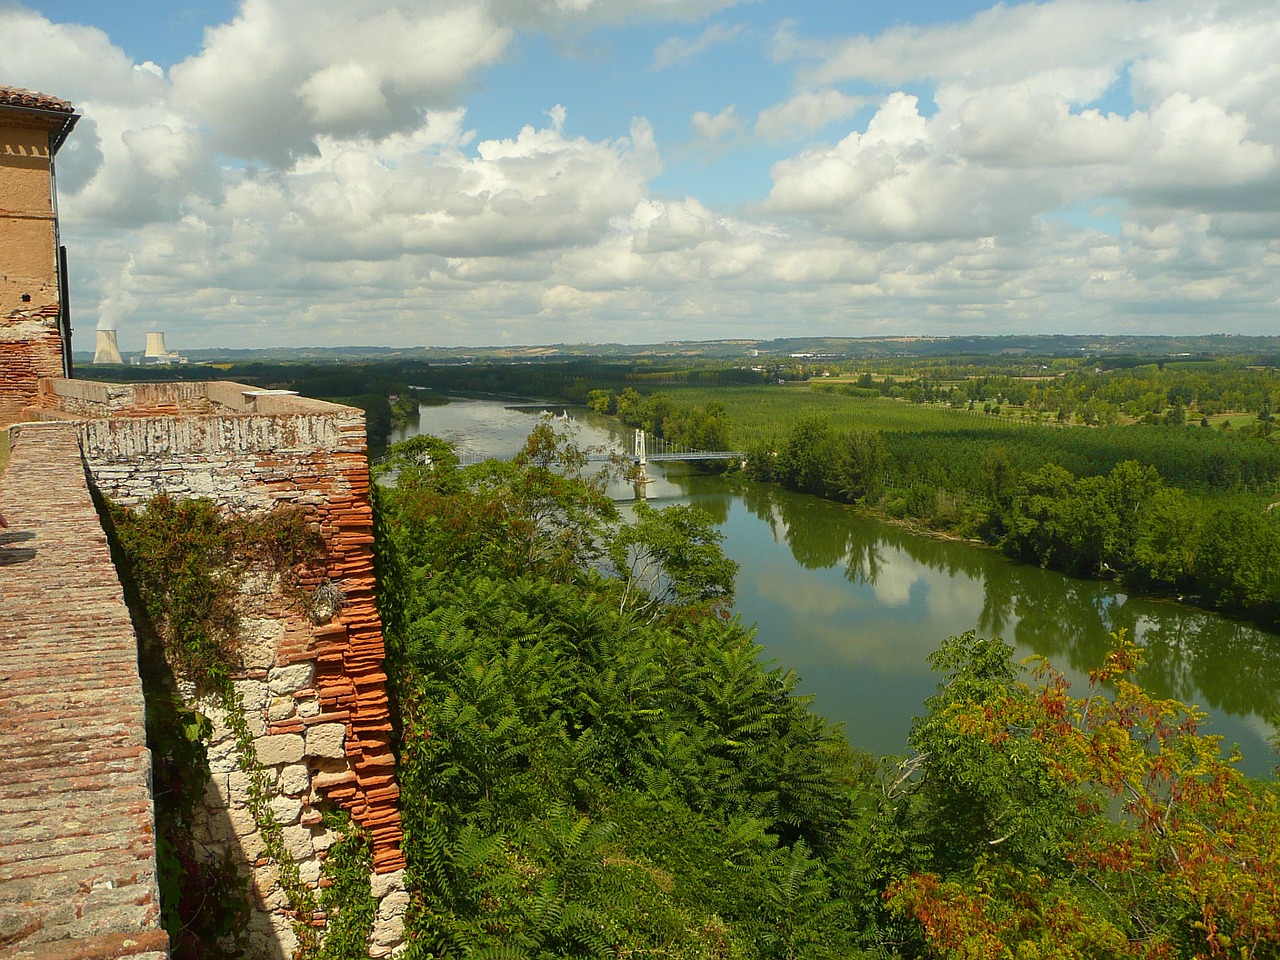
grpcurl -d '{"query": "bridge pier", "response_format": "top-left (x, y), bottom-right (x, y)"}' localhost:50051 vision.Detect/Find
top-left (633, 429), bottom-right (652, 487)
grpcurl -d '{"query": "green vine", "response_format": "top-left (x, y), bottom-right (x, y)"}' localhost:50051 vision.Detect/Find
top-left (101, 493), bottom-right (368, 959)
top-left (222, 689), bottom-right (322, 956)
top-left (105, 495), bottom-right (323, 689)
top-left (318, 809), bottom-right (378, 959)
top-left (146, 689), bottom-right (250, 958)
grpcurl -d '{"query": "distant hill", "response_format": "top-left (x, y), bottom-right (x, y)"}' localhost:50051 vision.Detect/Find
top-left (72, 333), bottom-right (1280, 365)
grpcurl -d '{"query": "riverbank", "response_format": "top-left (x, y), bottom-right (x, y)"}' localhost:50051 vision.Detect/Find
top-left (605, 386), bottom-right (1280, 628)
top-left (392, 397), bottom-right (1280, 776)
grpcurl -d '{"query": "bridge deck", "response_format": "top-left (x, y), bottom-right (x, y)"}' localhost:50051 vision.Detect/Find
top-left (458, 450), bottom-right (744, 466)
top-left (645, 452), bottom-right (744, 462)
top-left (0, 423), bottom-right (168, 959)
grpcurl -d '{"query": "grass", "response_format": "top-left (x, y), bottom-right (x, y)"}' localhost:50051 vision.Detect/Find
top-left (1203, 413), bottom-right (1260, 431)
top-left (657, 384), bottom-right (1053, 445)
top-left (653, 383), bottom-right (1280, 497)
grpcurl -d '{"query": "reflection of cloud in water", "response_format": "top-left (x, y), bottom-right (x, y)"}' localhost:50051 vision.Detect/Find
top-left (1235, 713), bottom-right (1280, 752)
top-left (748, 557), bottom-right (982, 676)
top-left (923, 568), bottom-right (986, 626)
top-left (749, 565), bottom-right (863, 621)
top-left (771, 515), bottom-right (791, 543)
top-left (869, 552), bottom-right (918, 606)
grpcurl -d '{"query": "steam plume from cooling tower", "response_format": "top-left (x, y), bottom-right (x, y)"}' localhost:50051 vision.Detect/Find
top-left (93, 329), bottom-right (123, 364)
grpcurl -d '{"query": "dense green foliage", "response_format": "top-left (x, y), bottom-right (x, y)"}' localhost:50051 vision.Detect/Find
top-left (376, 424), bottom-right (877, 958)
top-left (589, 387), bottom-right (733, 453)
top-left (739, 413), bottom-right (1280, 623)
top-left (881, 632), bottom-right (1280, 959)
top-left (592, 378), bottom-right (1280, 624)
top-left (657, 386), bottom-right (1280, 490)
top-left (376, 422), bottom-right (1280, 959)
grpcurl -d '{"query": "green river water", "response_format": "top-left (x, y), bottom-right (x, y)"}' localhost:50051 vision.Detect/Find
top-left (392, 397), bottom-right (1280, 776)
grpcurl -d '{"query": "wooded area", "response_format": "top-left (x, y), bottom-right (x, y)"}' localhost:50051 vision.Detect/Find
top-left (370, 423), bottom-right (1280, 958)
top-left (581, 354), bottom-right (1280, 625)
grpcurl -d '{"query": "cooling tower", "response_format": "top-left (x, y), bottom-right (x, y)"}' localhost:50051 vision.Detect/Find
top-left (144, 331), bottom-right (168, 358)
top-left (93, 329), bottom-right (124, 364)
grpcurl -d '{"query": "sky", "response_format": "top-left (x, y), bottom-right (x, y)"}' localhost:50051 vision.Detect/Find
top-left (4, 0), bottom-right (1279, 350)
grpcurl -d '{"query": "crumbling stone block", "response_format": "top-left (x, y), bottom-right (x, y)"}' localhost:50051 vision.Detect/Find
top-left (305, 722), bottom-right (347, 759)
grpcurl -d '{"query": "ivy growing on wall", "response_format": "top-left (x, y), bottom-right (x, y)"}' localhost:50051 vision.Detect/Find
top-left (100, 493), bottom-right (373, 959)
top-left (318, 809), bottom-right (377, 960)
top-left (107, 495), bottom-right (321, 688)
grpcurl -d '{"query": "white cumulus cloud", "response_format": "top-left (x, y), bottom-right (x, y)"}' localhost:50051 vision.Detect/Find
top-left (3, 0), bottom-right (1280, 346)
top-left (755, 88), bottom-right (866, 142)
top-left (169, 1), bottom-right (513, 166)
top-left (692, 105), bottom-right (742, 141)
top-left (653, 22), bottom-right (743, 69)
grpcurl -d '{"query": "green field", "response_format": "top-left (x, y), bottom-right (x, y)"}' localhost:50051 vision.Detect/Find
top-left (653, 384), bottom-right (1280, 495)
top-left (657, 384), bottom-right (1050, 444)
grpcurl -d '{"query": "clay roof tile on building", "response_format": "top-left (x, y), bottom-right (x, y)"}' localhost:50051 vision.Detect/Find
top-left (0, 84), bottom-right (75, 113)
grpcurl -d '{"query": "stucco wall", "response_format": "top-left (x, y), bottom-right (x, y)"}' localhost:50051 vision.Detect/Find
top-left (1, 117), bottom-right (64, 427)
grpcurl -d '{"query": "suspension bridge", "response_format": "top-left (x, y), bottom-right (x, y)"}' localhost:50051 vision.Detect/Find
top-left (455, 429), bottom-right (744, 472)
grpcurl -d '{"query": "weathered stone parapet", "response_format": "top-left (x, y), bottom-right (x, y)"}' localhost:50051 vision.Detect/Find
top-left (33, 379), bottom-right (354, 422)
top-left (29, 378), bottom-right (408, 958)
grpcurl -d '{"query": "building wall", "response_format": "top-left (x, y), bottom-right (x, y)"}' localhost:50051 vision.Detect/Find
top-left (1, 114), bottom-right (65, 427)
top-left (37, 380), bottom-right (409, 959)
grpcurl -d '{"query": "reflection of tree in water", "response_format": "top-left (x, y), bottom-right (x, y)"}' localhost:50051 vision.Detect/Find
top-left (739, 481), bottom-right (787, 545)
top-left (872, 523), bottom-right (989, 582)
top-left (1009, 578), bottom-right (1128, 674)
top-left (1133, 613), bottom-right (1206, 705)
top-left (738, 484), bottom-right (885, 585)
top-left (842, 529), bottom-right (883, 587)
top-left (977, 570), bottom-right (1018, 638)
top-left (1139, 613), bottom-right (1280, 720)
top-left (658, 470), bottom-right (732, 525)
top-left (705, 472), bottom-right (1280, 736)
top-left (1008, 578), bottom-right (1280, 726)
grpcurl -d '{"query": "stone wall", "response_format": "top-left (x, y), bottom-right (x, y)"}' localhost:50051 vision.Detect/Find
top-left (31, 379), bottom-right (220, 419)
top-left (36, 380), bottom-right (408, 958)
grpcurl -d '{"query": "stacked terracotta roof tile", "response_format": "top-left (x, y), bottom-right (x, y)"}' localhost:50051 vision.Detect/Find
top-left (0, 86), bottom-right (75, 114)
top-left (266, 438), bottom-right (406, 873)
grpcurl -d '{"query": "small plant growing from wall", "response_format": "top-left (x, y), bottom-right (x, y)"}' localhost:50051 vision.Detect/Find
top-left (309, 577), bottom-right (348, 624)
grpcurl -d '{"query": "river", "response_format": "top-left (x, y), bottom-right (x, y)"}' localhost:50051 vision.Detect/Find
top-left (391, 397), bottom-right (1280, 776)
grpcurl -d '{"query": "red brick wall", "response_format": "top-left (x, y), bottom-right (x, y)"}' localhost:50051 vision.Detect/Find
top-left (0, 421), bottom-right (169, 959)
top-left (0, 309), bottom-right (63, 428)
